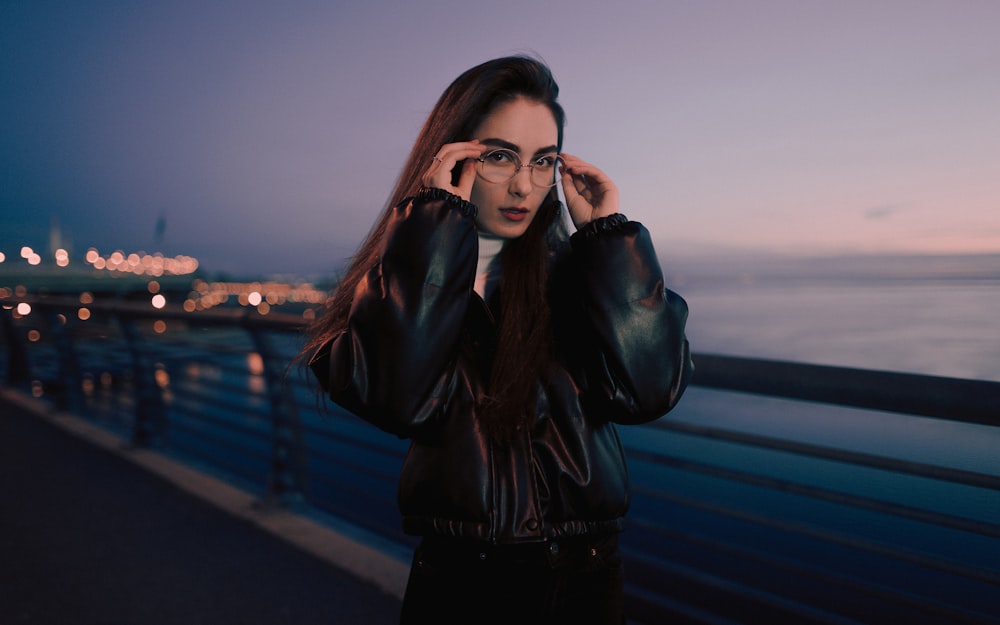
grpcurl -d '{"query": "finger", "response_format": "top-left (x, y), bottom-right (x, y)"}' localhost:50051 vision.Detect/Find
top-left (455, 158), bottom-right (478, 200)
top-left (561, 154), bottom-right (619, 203)
top-left (559, 166), bottom-right (579, 202)
top-left (559, 154), bottom-right (621, 225)
top-left (560, 153), bottom-right (611, 184)
top-left (560, 172), bottom-right (592, 227)
top-left (559, 164), bottom-right (587, 202)
top-left (434, 140), bottom-right (484, 165)
top-left (421, 159), bottom-right (451, 190)
top-left (560, 165), bottom-right (592, 201)
top-left (560, 157), bottom-right (598, 197)
top-left (422, 142), bottom-right (485, 190)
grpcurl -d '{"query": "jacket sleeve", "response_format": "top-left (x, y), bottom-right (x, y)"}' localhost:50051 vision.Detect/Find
top-left (562, 214), bottom-right (693, 425)
top-left (310, 188), bottom-right (478, 437)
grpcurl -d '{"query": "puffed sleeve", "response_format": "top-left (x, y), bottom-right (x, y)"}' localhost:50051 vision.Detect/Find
top-left (310, 188), bottom-right (478, 436)
top-left (556, 214), bottom-right (693, 424)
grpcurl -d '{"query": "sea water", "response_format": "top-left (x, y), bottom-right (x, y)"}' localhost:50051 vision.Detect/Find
top-left (666, 253), bottom-right (1000, 382)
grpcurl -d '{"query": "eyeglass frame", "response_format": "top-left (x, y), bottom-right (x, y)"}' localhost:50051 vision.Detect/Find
top-left (475, 148), bottom-right (563, 188)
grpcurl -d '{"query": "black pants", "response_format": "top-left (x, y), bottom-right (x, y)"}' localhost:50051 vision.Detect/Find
top-left (399, 533), bottom-right (625, 625)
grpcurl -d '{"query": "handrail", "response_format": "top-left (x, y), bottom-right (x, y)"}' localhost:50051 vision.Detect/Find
top-left (656, 419), bottom-right (1000, 491)
top-left (693, 353), bottom-right (999, 426)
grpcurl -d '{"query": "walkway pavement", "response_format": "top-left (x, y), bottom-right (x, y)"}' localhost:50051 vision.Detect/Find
top-left (1, 390), bottom-right (404, 625)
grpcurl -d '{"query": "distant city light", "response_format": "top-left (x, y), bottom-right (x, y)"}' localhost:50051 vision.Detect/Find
top-left (5, 241), bottom-right (198, 275)
top-left (83, 247), bottom-right (199, 276)
top-left (1, 246), bottom-right (328, 320)
top-left (16, 303), bottom-right (31, 316)
top-left (184, 279), bottom-right (327, 312)
top-left (247, 353), bottom-right (265, 376)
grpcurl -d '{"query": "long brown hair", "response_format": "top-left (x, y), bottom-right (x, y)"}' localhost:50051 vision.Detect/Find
top-left (300, 55), bottom-right (568, 441)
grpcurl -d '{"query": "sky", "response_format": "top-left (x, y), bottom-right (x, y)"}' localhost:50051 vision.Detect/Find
top-left (2, 0), bottom-right (999, 278)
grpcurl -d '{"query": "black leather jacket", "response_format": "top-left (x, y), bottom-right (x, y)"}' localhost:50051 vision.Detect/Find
top-left (311, 188), bottom-right (692, 544)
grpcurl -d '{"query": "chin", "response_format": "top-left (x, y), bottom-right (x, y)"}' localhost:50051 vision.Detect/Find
top-left (495, 224), bottom-right (532, 239)
top-left (478, 218), bottom-right (532, 239)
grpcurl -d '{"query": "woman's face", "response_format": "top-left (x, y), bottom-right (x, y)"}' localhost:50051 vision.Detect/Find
top-left (470, 97), bottom-right (559, 239)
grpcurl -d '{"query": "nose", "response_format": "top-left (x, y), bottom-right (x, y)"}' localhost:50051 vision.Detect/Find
top-left (509, 164), bottom-right (533, 196)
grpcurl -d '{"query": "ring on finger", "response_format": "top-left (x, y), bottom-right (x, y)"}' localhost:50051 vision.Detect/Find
top-left (432, 156), bottom-right (443, 163)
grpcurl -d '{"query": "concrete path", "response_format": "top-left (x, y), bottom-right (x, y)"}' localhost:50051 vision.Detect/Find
top-left (1, 391), bottom-right (405, 625)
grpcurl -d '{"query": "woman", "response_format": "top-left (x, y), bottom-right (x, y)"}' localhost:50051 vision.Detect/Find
top-left (302, 56), bottom-right (693, 624)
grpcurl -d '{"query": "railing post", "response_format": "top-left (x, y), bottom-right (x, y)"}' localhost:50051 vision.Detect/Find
top-left (1, 306), bottom-right (31, 389)
top-left (45, 311), bottom-right (84, 412)
top-left (117, 315), bottom-right (168, 447)
top-left (246, 322), bottom-right (307, 506)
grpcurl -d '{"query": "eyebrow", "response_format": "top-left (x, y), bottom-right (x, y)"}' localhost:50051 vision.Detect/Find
top-left (480, 137), bottom-right (559, 156)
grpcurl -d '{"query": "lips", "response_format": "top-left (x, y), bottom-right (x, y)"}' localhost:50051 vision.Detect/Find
top-left (500, 207), bottom-right (529, 222)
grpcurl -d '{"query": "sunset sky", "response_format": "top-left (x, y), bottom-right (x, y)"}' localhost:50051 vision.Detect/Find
top-left (2, 0), bottom-right (998, 277)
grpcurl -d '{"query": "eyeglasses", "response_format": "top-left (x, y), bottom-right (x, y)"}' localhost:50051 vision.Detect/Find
top-left (476, 148), bottom-right (563, 188)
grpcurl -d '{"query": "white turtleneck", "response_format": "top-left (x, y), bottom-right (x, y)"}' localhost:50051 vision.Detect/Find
top-left (474, 232), bottom-right (504, 300)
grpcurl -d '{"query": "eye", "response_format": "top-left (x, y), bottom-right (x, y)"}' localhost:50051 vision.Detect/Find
top-left (533, 154), bottom-right (557, 169)
top-left (485, 149), bottom-right (517, 164)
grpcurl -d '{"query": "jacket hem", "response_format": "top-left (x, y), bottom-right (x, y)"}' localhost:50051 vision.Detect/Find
top-left (414, 186), bottom-right (478, 218)
top-left (402, 516), bottom-right (624, 543)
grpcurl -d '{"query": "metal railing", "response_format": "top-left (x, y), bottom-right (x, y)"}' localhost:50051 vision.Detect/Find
top-left (3, 295), bottom-right (999, 625)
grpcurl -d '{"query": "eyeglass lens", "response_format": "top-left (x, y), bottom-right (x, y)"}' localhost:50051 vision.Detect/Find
top-left (478, 149), bottom-right (560, 188)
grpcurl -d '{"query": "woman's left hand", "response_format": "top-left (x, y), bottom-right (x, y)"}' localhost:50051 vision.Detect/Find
top-left (559, 153), bottom-right (620, 229)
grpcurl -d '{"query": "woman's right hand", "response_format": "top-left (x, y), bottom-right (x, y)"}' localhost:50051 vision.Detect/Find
top-left (420, 140), bottom-right (486, 201)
